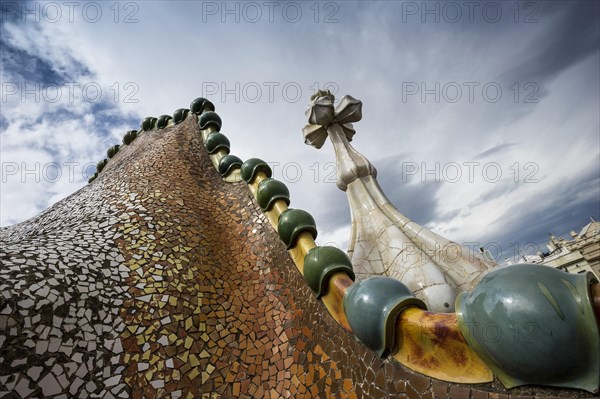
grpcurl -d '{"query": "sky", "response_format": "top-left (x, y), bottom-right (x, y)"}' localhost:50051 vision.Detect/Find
top-left (1, 0), bottom-right (599, 263)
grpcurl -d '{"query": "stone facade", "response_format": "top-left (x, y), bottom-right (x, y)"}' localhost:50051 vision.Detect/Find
top-left (517, 220), bottom-right (600, 279)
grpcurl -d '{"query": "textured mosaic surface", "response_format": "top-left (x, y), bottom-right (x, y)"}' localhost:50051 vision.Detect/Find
top-left (1, 177), bottom-right (130, 397)
top-left (1, 113), bottom-right (597, 398)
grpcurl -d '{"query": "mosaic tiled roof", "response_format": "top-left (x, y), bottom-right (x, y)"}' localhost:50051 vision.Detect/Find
top-left (1, 97), bottom-right (599, 398)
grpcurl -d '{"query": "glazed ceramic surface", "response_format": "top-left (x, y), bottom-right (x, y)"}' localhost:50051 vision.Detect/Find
top-left (456, 264), bottom-right (600, 393)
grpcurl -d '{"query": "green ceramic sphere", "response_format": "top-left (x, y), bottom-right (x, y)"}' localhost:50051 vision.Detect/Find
top-left (256, 178), bottom-right (290, 212)
top-left (156, 114), bottom-right (172, 129)
top-left (122, 130), bottom-right (137, 145)
top-left (199, 111), bottom-right (222, 131)
top-left (456, 264), bottom-right (600, 392)
top-left (343, 277), bottom-right (426, 358)
top-left (96, 159), bottom-right (108, 173)
top-left (140, 117), bottom-right (157, 131)
top-left (205, 132), bottom-right (230, 155)
top-left (217, 155), bottom-right (242, 177)
top-left (107, 145), bottom-right (120, 159)
top-left (303, 246), bottom-right (355, 298)
top-left (277, 208), bottom-right (317, 249)
top-left (190, 97), bottom-right (215, 114)
top-left (173, 108), bottom-right (190, 124)
top-left (241, 158), bottom-right (272, 183)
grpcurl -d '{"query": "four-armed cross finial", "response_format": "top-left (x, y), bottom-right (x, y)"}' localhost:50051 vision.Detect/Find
top-left (302, 90), bottom-right (377, 191)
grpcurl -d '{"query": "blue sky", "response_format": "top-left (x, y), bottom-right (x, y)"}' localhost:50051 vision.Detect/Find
top-left (1, 0), bottom-right (599, 263)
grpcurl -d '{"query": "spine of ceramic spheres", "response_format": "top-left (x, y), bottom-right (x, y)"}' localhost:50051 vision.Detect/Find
top-left (193, 102), bottom-right (242, 179)
top-left (90, 103), bottom-right (195, 183)
top-left (85, 103), bottom-right (489, 390)
top-left (111, 98), bottom-right (486, 387)
top-left (249, 167), bottom-right (424, 362)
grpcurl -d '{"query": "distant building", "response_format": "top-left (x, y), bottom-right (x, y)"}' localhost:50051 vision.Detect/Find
top-left (513, 217), bottom-right (600, 279)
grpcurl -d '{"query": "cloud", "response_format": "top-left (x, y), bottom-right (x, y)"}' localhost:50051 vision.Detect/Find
top-left (474, 143), bottom-right (517, 159)
top-left (0, 10), bottom-right (140, 226)
top-left (488, 158), bottom-right (600, 262)
top-left (0, 0), bottom-right (598, 266)
top-left (374, 154), bottom-right (445, 226)
top-left (498, 1), bottom-right (600, 86)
